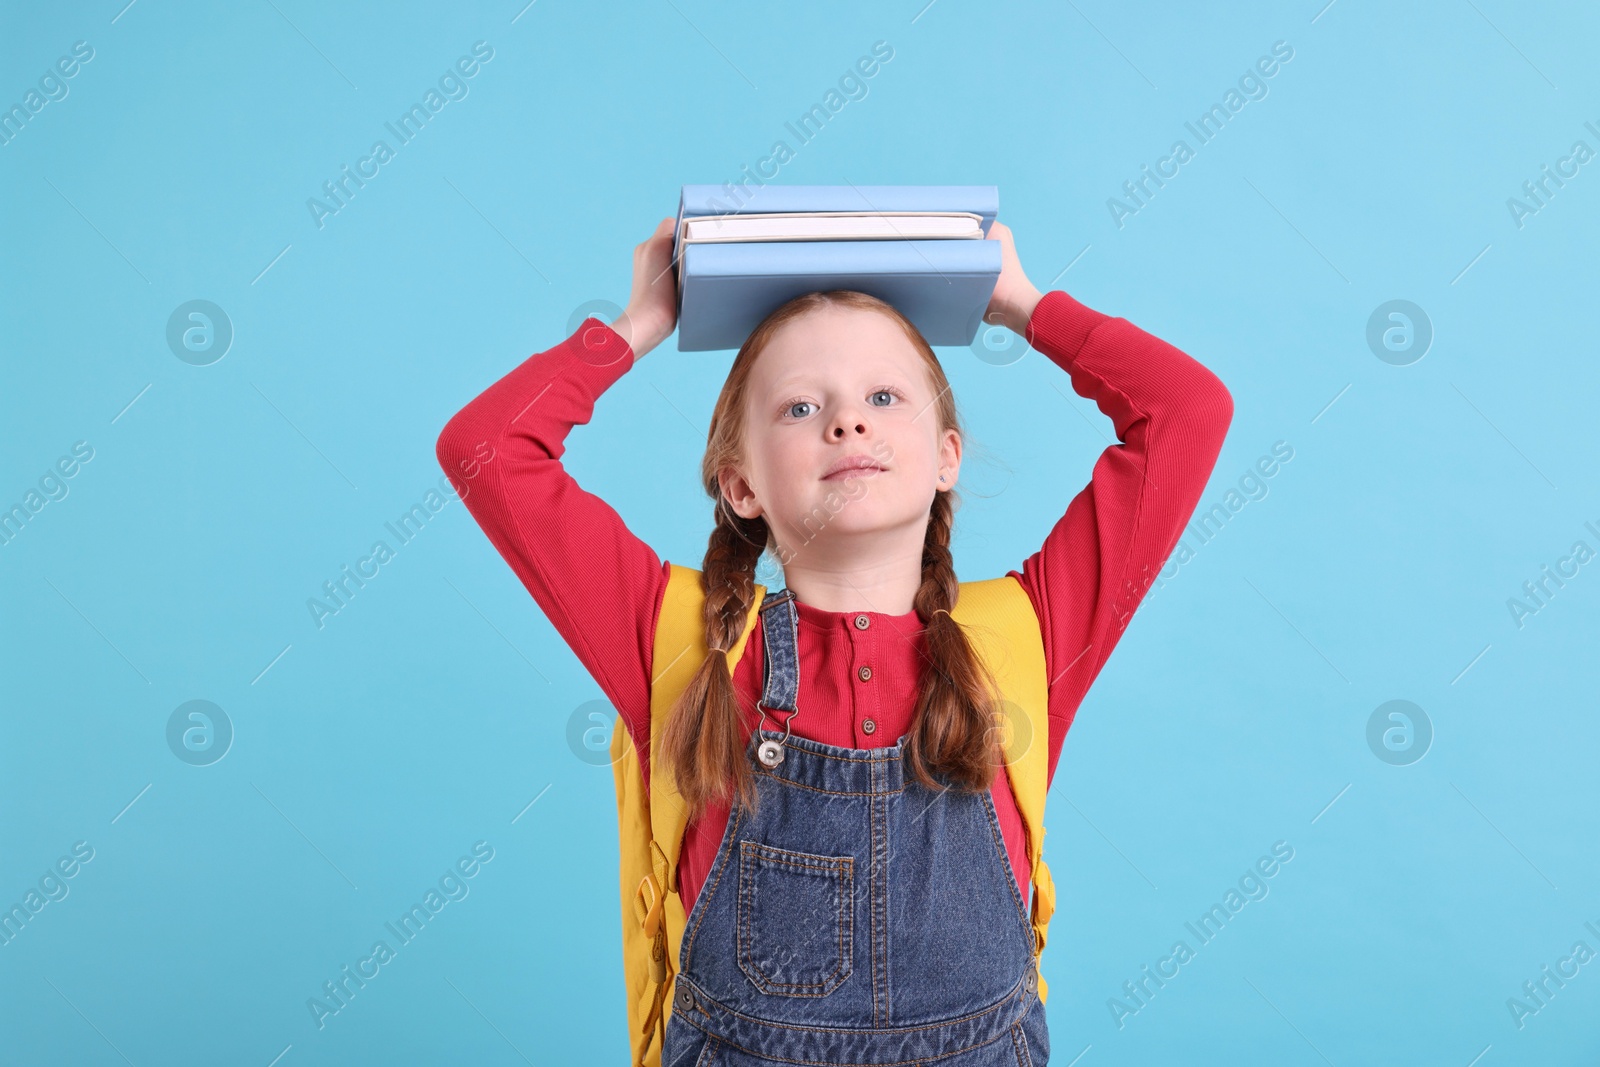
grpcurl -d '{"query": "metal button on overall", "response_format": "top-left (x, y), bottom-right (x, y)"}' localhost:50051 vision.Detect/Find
top-left (857, 666), bottom-right (872, 681)
top-left (675, 985), bottom-right (695, 1012)
top-left (862, 718), bottom-right (876, 735)
top-left (854, 614), bottom-right (870, 630)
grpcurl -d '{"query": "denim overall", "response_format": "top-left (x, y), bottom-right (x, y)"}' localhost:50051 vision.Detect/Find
top-left (661, 589), bottom-right (1050, 1066)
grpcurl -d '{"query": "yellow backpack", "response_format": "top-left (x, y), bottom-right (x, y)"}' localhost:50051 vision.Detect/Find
top-left (609, 563), bottom-right (1058, 1066)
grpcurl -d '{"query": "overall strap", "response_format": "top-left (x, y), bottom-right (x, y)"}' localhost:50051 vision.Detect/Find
top-left (756, 589), bottom-right (801, 713)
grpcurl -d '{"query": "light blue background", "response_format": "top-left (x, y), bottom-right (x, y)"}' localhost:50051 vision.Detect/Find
top-left (3, 1), bottom-right (1597, 1063)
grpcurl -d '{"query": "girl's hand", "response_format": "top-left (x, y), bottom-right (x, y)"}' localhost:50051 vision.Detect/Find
top-left (610, 217), bottom-right (679, 358)
top-left (983, 220), bottom-right (1044, 337)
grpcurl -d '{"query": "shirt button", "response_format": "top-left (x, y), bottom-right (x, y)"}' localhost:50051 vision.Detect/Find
top-left (858, 665), bottom-right (872, 681)
top-left (854, 614), bottom-right (870, 630)
top-left (862, 718), bottom-right (877, 734)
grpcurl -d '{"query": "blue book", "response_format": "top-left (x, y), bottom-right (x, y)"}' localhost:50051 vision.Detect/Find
top-left (672, 185), bottom-right (1002, 352)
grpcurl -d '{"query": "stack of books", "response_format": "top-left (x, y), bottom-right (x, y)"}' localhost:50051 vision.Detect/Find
top-left (671, 184), bottom-right (1001, 352)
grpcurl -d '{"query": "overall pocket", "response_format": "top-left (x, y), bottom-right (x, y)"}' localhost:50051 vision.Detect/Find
top-left (736, 841), bottom-right (853, 996)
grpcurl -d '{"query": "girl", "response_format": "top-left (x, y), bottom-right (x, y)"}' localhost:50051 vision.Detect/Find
top-left (436, 216), bottom-right (1232, 1064)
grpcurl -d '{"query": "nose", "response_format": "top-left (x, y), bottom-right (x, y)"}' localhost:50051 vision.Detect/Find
top-left (828, 403), bottom-right (870, 439)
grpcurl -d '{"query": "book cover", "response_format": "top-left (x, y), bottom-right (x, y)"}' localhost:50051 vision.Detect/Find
top-left (673, 185), bottom-right (1002, 352)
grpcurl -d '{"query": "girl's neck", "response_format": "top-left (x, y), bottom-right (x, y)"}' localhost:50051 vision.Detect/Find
top-left (774, 516), bottom-right (932, 615)
top-left (778, 562), bottom-right (922, 617)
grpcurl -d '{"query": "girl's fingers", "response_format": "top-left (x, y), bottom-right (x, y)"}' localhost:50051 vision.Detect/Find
top-left (638, 218), bottom-right (674, 251)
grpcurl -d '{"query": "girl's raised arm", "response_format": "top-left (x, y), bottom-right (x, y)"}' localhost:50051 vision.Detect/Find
top-left (993, 231), bottom-right (1234, 788)
top-left (434, 220), bottom-right (682, 766)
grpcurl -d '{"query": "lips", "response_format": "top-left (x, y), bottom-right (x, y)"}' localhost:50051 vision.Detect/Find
top-left (821, 455), bottom-right (887, 480)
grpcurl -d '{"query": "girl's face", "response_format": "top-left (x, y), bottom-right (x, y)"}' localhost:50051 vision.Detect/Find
top-left (720, 305), bottom-right (962, 561)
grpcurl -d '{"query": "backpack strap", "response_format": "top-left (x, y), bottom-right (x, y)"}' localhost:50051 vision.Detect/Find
top-left (614, 563), bottom-right (766, 1065)
top-left (610, 701), bottom-right (660, 1064)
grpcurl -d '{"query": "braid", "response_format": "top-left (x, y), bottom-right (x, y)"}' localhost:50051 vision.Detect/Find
top-left (904, 488), bottom-right (1004, 794)
top-left (659, 499), bottom-right (768, 820)
top-left (702, 501), bottom-right (765, 654)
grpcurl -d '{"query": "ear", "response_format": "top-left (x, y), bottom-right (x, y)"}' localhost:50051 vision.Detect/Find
top-left (718, 466), bottom-right (764, 520)
top-left (936, 427), bottom-right (963, 490)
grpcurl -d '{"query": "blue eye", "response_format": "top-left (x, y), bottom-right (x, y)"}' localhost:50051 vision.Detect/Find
top-left (782, 388), bottom-right (903, 419)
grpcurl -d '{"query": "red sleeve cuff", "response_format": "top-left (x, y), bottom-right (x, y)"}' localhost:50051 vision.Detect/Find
top-left (561, 315), bottom-right (637, 393)
top-left (1024, 289), bottom-right (1113, 357)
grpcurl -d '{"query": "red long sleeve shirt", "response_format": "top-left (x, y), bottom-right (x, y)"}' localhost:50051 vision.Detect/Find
top-left (436, 289), bottom-right (1233, 915)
